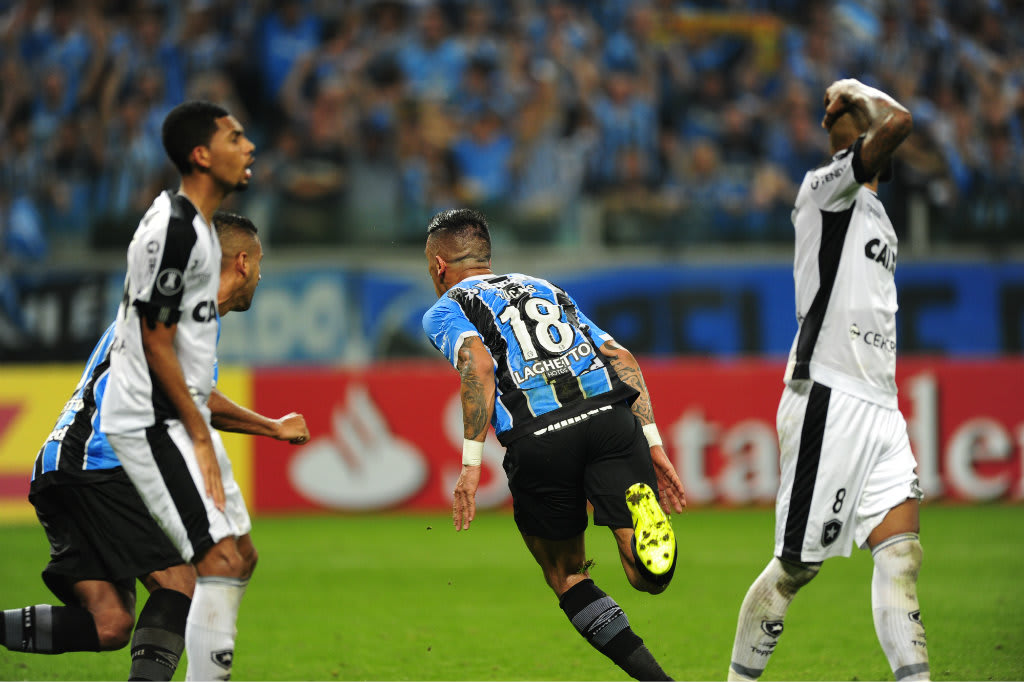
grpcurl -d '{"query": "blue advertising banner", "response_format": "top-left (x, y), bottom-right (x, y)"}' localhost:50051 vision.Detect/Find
top-left (557, 263), bottom-right (1024, 357)
top-left (2, 263), bottom-right (1022, 363)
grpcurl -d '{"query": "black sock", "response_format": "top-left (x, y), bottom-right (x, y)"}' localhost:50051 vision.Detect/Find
top-left (632, 537), bottom-right (677, 587)
top-left (1, 605), bottom-right (100, 653)
top-left (128, 589), bottom-right (191, 681)
top-left (558, 579), bottom-right (672, 681)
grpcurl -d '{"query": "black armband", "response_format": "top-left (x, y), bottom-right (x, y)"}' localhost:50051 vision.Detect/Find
top-left (850, 136), bottom-right (867, 182)
top-left (133, 299), bottom-right (182, 329)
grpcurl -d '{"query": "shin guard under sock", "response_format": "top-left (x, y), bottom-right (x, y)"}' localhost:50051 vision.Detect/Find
top-left (185, 576), bottom-right (247, 681)
top-left (559, 579), bottom-right (672, 680)
top-left (129, 589), bottom-right (191, 680)
top-left (872, 534), bottom-right (930, 681)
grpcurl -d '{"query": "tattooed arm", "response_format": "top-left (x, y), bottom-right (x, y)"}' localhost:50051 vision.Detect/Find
top-left (599, 339), bottom-right (655, 425)
top-left (600, 339), bottom-right (686, 512)
top-left (452, 336), bottom-right (496, 530)
top-left (457, 337), bottom-right (496, 441)
top-left (821, 78), bottom-right (912, 179)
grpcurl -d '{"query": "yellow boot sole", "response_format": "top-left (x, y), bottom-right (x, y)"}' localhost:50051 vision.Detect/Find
top-left (626, 482), bottom-right (675, 575)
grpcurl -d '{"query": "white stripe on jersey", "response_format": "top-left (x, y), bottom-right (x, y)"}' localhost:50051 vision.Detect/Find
top-left (784, 142), bottom-right (899, 408)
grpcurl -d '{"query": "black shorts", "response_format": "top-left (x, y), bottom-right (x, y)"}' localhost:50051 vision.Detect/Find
top-left (29, 470), bottom-right (185, 606)
top-left (502, 402), bottom-right (658, 540)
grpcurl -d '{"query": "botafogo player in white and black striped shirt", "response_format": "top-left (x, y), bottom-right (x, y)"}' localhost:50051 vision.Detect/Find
top-left (728, 79), bottom-right (931, 682)
top-left (100, 101), bottom-right (259, 682)
top-left (1, 212), bottom-right (308, 681)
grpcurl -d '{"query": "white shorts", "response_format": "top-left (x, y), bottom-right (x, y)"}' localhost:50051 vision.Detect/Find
top-left (773, 380), bottom-right (922, 563)
top-left (108, 421), bottom-right (252, 563)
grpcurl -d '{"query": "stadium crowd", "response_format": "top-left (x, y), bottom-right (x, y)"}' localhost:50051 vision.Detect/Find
top-left (0, 0), bottom-right (1021, 258)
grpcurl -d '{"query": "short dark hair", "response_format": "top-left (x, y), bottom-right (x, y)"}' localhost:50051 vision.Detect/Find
top-left (213, 211), bottom-right (258, 237)
top-left (162, 101), bottom-right (230, 175)
top-left (426, 208), bottom-right (492, 263)
top-left (427, 207), bottom-right (489, 237)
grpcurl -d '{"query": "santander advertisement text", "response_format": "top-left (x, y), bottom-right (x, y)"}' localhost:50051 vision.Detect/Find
top-left (250, 359), bottom-right (1024, 511)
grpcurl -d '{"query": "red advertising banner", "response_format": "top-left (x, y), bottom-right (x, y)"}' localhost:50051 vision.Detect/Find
top-left (251, 358), bottom-right (1024, 512)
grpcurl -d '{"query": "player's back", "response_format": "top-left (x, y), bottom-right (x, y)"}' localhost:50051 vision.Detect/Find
top-left (33, 323), bottom-right (123, 489)
top-left (423, 272), bottom-right (638, 444)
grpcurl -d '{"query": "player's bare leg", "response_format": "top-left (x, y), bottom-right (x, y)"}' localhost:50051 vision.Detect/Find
top-left (523, 533), bottom-right (673, 681)
top-left (130, 564), bottom-right (196, 681)
top-left (867, 499), bottom-right (930, 681)
top-left (235, 533), bottom-right (260, 580)
top-left (612, 528), bottom-right (669, 595)
top-left (185, 536), bottom-right (250, 681)
top-left (74, 581), bottom-right (136, 650)
top-left (1, 579), bottom-right (130, 654)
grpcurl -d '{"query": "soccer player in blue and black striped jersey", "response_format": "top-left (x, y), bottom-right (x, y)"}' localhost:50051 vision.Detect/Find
top-left (423, 208), bottom-right (686, 681)
top-left (1, 213), bottom-right (309, 680)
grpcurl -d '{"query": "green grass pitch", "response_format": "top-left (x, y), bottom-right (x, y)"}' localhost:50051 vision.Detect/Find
top-left (1, 504), bottom-right (1022, 680)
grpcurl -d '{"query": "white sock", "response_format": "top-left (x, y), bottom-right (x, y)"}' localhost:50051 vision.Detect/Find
top-left (872, 533), bottom-right (930, 681)
top-left (185, 577), bottom-right (247, 681)
top-left (728, 558), bottom-right (818, 680)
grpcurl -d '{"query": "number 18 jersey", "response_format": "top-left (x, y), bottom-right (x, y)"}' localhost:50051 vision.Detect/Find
top-left (423, 273), bottom-right (638, 445)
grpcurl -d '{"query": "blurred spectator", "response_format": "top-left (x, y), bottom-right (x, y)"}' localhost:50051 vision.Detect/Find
top-left (0, 185), bottom-right (46, 263)
top-left (451, 107), bottom-right (514, 205)
top-left (746, 162), bottom-right (796, 240)
top-left (1, 105), bottom-right (45, 218)
top-left (509, 60), bottom-right (593, 242)
top-left (677, 68), bottom-right (729, 142)
top-left (963, 122), bottom-right (1023, 242)
top-left (783, 5), bottom-right (843, 98)
top-left (15, 0), bottom-right (96, 110)
top-left (763, 81), bottom-right (826, 184)
top-left (524, 0), bottom-right (594, 58)
top-left (260, 87), bottom-right (349, 247)
top-left (344, 117), bottom-right (401, 244)
top-left (0, 0), bottom-right (1018, 255)
top-left (672, 138), bottom-right (750, 242)
top-left (106, 5), bottom-right (186, 111)
top-left (257, 0), bottom-right (321, 103)
top-left (280, 12), bottom-right (367, 124)
top-left (180, 1), bottom-right (237, 76)
top-left (449, 54), bottom-right (509, 122)
top-left (395, 98), bottom-right (460, 240)
top-left (41, 117), bottom-right (101, 242)
top-left (89, 91), bottom-right (168, 249)
top-left (362, 0), bottom-right (409, 58)
top-left (397, 4), bottom-right (466, 99)
top-left (459, 1), bottom-right (499, 65)
top-left (588, 67), bottom-right (660, 189)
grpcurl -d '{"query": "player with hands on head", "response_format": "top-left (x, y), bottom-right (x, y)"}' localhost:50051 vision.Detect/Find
top-left (423, 208), bottom-right (684, 681)
top-left (1, 211), bottom-right (307, 681)
top-left (726, 79), bottom-right (929, 682)
top-left (99, 100), bottom-right (258, 681)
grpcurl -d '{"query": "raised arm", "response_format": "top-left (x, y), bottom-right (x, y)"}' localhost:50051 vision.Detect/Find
top-left (599, 340), bottom-right (685, 512)
top-left (821, 78), bottom-right (913, 180)
top-left (208, 388), bottom-right (309, 444)
top-left (452, 336), bottom-right (496, 531)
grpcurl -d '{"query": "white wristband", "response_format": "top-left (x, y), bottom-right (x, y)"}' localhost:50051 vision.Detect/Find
top-left (642, 423), bottom-right (663, 448)
top-left (462, 439), bottom-right (484, 466)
